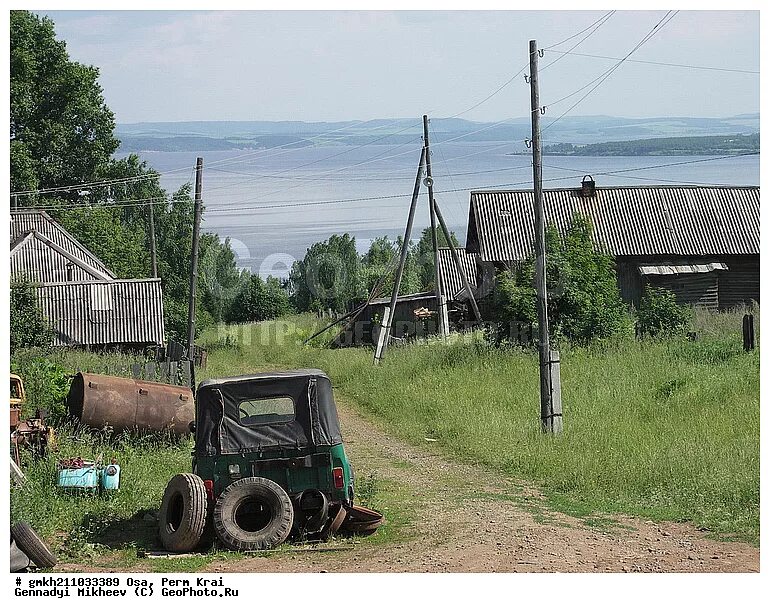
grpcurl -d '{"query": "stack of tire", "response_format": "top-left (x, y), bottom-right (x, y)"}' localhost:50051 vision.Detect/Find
top-left (10, 522), bottom-right (57, 572)
top-left (158, 474), bottom-right (296, 552)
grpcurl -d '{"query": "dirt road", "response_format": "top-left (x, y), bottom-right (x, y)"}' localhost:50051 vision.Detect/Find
top-left (58, 399), bottom-right (758, 573)
top-left (202, 401), bottom-right (758, 573)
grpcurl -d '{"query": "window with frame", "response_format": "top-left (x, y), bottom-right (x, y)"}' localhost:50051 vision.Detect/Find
top-left (237, 396), bottom-right (295, 426)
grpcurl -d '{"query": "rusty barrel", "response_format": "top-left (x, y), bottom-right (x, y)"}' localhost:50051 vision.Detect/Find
top-left (68, 372), bottom-right (194, 436)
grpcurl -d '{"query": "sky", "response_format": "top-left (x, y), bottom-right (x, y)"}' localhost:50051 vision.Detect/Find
top-left (36, 8), bottom-right (760, 125)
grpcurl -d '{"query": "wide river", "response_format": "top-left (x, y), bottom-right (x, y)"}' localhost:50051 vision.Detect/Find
top-left (139, 143), bottom-right (760, 278)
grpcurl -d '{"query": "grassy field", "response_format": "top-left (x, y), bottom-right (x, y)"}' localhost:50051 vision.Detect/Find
top-left (198, 309), bottom-right (759, 543)
top-left (10, 307), bottom-right (760, 567)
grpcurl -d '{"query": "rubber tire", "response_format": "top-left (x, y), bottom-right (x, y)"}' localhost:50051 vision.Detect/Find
top-left (11, 522), bottom-right (57, 569)
top-left (158, 473), bottom-right (207, 552)
top-left (213, 477), bottom-right (294, 551)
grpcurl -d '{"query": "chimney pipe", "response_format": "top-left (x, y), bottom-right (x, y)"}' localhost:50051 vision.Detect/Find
top-left (581, 174), bottom-right (596, 198)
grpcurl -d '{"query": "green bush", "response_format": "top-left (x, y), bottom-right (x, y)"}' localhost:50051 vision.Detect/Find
top-left (637, 286), bottom-right (691, 337)
top-left (10, 352), bottom-right (71, 422)
top-left (492, 215), bottom-right (631, 344)
top-left (10, 276), bottom-right (54, 353)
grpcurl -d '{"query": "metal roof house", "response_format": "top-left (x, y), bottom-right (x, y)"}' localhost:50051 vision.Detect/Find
top-left (36, 278), bottom-right (165, 349)
top-left (10, 210), bottom-right (166, 350)
top-left (436, 247), bottom-right (479, 301)
top-left (465, 182), bottom-right (759, 310)
top-left (11, 230), bottom-right (114, 283)
top-left (10, 210), bottom-right (115, 279)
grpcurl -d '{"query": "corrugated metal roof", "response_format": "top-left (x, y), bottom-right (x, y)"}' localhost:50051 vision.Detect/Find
top-left (10, 231), bottom-right (113, 283)
top-left (467, 185), bottom-right (759, 261)
top-left (10, 210), bottom-right (116, 278)
top-left (437, 247), bottom-right (478, 300)
top-left (36, 278), bottom-right (165, 347)
top-left (638, 262), bottom-right (728, 276)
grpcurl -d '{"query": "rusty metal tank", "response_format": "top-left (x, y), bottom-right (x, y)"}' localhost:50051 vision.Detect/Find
top-left (67, 372), bottom-right (194, 436)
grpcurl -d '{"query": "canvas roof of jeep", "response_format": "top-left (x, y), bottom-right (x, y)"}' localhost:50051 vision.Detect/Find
top-left (195, 369), bottom-right (343, 455)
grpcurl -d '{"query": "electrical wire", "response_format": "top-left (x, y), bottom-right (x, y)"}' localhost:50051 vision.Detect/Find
top-left (539, 11), bottom-right (616, 73)
top-left (544, 11), bottom-right (616, 49)
top-left (543, 49), bottom-right (760, 75)
top-left (542, 151), bottom-right (759, 177)
top-left (20, 150), bottom-right (756, 215)
top-left (541, 11), bottom-right (680, 134)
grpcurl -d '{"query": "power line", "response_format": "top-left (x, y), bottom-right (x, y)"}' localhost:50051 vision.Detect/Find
top-left (544, 11), bottom-right (616, 49)
top-left (542, 11), bottom-right (679, 134)
top-left (9, 118), bottom-right (422, 199)
top-left (539, 11), bottom-right (615, 73)
top-left (543, 49), bottom-right (760, 75)
top-left (439, 11), bottom-right (616, 121)
top-left (542, 150), bottom-right (759, 176)
top-left (22, 150), bottom-right (757, 215)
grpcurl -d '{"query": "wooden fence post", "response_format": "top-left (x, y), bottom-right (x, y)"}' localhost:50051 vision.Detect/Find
top-left (743, 313), bottom-right (755, 352)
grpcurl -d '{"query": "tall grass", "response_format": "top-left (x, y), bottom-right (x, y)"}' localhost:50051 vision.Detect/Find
top-left (11, 423), bottom-right (193, 559)
top-left (11, 308), bottom-right (759, 561)
top-left (200, 310), bottom-right (760, 543)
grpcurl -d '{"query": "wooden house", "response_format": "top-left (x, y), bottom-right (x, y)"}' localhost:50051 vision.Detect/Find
top-left (464, 182), bottom-right (759, 310)
top-left (10, 210), bottom-right (165, 350)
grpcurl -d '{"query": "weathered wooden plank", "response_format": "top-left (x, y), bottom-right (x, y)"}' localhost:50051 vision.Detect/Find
top-left (181, 361), bottom-right (191, 387)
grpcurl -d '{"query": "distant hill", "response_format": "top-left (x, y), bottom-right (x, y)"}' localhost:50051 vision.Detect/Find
top-left (115, 114), bottom-right (760, 153)
top-left (540, 133), bottom-right (760, 157)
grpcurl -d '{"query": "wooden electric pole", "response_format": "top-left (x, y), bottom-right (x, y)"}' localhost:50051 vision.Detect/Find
top-left (423, 115), bottom-right (447, 337)
top-left (186, 157), bottom-right (204, 363)
top-left (148, 203), bottom-right (158, 277)
top-left (529, 40), bottom-right (562, 434)
top-left (374, 147), bottom-right (427, 364)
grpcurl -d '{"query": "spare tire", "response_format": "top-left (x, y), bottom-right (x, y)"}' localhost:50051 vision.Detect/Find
top-left (158, 473), bottom-right (207, 552)
top-left (214, 477), bottom-right (294, 551)
top-left (11, 522), bottom-right (57, 568)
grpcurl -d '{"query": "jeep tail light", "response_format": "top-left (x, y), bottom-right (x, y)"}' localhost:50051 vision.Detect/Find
top-left (203, 479), bottom-right (214, 500)
top-left (332, 467), bottom-right (344, 489)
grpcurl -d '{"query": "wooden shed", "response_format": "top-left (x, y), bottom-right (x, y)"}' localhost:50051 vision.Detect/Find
top-left (330, 292), bottom-right (438, 348)
top-left (10, 209), bottom-right (166, 350)
top-left (465, 184), bottom-right (759, 310)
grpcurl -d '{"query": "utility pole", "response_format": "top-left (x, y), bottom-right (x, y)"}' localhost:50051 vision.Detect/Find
top-left (374, 147), bottom-right (427, 364)
top-left (529, 40), bottom-right (562, 434)
top-left (148, 203), bottom-right (158, 277)
top-left (422, 115), bottom-right (447, 337)
top-left (186, 157), bottom-right (204, 365)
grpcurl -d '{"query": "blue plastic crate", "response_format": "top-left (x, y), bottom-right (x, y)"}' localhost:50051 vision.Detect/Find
top-left (57, 465), bottom-right (99, 489)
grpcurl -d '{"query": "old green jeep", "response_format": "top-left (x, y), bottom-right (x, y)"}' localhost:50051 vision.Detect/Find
top-left (158, 369), bottom-right (366, 552)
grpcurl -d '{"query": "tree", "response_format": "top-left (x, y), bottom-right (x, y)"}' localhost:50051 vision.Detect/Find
top-left (360, 236), bottom-right (398, 297)
top-left (549, 215), bottom-right (630, 342)
top-left (10, 11), bottom-right (243, 344)
top-left (289, 233), bottom-right (361, 313)
top-left (55, 205), bottom-right (149, 279)
top-left (10, 276), bottom-right (54, 353)
top-left (199, 234), bottom-right (242, 322)
top-left (226, 274), bottom-right (291, 323)
top-left (10, 11), bottom-right (118, 194)
top-left (493, 214), bottom-right (630, 344)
